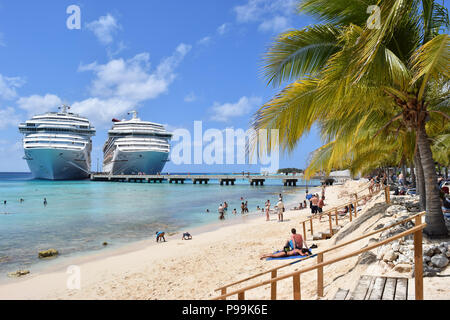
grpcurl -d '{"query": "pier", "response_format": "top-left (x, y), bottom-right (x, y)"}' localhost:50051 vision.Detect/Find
top-left (90, 174), bottom-right (350, 187)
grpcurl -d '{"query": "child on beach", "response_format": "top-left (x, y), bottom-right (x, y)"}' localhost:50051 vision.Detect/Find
top-left (156, 231), bottom-right (166, 242)
top-left (182, 232), bottom-right (192, 240)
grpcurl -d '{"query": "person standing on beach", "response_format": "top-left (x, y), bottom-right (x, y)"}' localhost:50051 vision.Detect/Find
top-left (277, 199), bottom-right (284, 222)
top-left (240, 202), bottom-right (245, 214)
top-left (265, 199), bottom-right (271, 221)
top-left (311, 195), bottom-right (319, 214)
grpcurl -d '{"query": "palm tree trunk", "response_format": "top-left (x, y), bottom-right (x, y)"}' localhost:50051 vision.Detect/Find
top-left (415, 151), bottom-right (426, 211)
top-left (410, 163), bottom-right (416, 188)
top-left (417, 126), bottom-right (447, 237)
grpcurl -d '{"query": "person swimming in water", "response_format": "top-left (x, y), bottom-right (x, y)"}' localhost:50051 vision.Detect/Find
top-left (43, 198), bottom-right (48, 206)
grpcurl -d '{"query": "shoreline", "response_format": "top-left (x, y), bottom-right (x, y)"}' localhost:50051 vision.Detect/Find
top-left (0, 185), bottom-right (319, 294)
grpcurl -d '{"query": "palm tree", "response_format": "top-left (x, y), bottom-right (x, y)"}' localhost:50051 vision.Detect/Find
top-left (253, 0), bottom-right (449, 237)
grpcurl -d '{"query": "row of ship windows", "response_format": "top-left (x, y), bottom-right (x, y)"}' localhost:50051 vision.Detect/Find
top-left (25, 141), bottom-right (86, 146)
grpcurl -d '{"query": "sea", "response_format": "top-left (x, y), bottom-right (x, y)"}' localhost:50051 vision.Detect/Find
top-left (0, 172), bottom-right (320, 280)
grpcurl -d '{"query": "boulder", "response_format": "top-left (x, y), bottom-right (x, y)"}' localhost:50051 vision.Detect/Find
top-left (385, 205), bottom-right (407, 217)
top-left (102, 242), bottom-right (108, 246)
top-left (431, 255), bottom-right (449, 269)
top-left (424, 247), bottom-right (435, 257)
top-left (358, 251), bottom-right (377, 265)
top-left (423, 256), bottom-right (431, 264)
top-left (38, 249), bottom-right (59, 259)
top-left (383, 250), bottom-right (398, 262)
top-left (393, 263), bottom-right (412, 273)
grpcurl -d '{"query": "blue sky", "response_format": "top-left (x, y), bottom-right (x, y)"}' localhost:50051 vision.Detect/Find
top-left (0, 0), bottom-right (324, 173)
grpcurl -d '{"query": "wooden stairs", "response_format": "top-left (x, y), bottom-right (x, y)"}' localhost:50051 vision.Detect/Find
top-left (334, 275), bottom-right (408, 300)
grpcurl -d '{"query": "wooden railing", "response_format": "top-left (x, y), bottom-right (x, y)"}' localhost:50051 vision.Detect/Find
top-left (214, 185), bottom-right (389, 298)
top-left (213, 211), bottom-right (425, 301)
top-left (298, 185), bottom-right (388, 240)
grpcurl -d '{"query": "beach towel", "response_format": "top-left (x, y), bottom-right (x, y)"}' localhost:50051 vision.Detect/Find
top-left (266, 249), bottom-right (316, 261)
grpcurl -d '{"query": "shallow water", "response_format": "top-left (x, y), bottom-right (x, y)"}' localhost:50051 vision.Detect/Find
top-left (0, 172), bottom-right (319, 278)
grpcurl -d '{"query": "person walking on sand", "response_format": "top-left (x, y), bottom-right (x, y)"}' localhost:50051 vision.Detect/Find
top-left (277, 199), bottom-right (284, 222)
top-left (156, 231), bottom-right (166, 242)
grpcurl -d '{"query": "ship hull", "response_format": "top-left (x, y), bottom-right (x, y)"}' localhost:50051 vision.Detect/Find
top-left (24, 148), bottom-right (91, 180)
top-left (104, 149), bottom-right (169, 175)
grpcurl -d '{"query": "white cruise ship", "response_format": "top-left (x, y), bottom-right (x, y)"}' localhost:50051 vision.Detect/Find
top-left (103, 111), bottom-right (172, 175)
top-left (18, 105), bottom-right (96, 180)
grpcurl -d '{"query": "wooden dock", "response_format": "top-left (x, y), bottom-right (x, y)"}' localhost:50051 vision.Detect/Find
top-left (90, 173), bottom-right (350, 186)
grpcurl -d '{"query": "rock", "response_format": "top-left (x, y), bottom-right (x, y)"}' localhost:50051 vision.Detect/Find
top-left (424, 247), bottom-right (435, 257)
top-left (374, 224), bottom-right (385, 230)
top-left (383, 250), bottom-right (398, 262)
top-left (38, 249), bottom-right (59, 259)
top-left (393, 263), bottom-right (412, 273)
top-left (358, 251), bottom-right (377, 265)
top-left (312, 233), bottom-right (323, 240)
top-left (437, 246), bottom-right (447, 255)
top-left (102, 242), bottom-right (108, 246)
top-left (8, 270), bottom-right (30, 278)
top-left (431, 255), bottom-right (449, 269)
top-left (392, 243), bottom-right (400, 252)
top-left (423, 256), bottom-right (431, 263)
top-left (385, 205), bottom-right (407, 217)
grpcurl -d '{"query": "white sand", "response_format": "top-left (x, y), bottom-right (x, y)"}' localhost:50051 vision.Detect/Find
top-left (0, 180), bottom-right (448, 300)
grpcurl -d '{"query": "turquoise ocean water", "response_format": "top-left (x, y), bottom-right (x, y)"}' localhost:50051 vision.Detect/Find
top-left (0, 172), bottom-right (319, 279)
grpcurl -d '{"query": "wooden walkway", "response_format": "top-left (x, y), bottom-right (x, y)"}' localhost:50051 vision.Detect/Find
top-left (334, 275), bottom-right (408, 300)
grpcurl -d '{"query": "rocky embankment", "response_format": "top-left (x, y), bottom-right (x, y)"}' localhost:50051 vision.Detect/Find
top-left (374, 196), bottom-right (449, 277)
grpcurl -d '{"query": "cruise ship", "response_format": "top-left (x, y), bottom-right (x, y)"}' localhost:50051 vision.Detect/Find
top-left (18, 105), bottom-right (96, 180)
top-left (103, 111), bottom-right (172, 175)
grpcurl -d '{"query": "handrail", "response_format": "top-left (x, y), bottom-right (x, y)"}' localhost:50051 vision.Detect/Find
top-left (215, 186), bottom-right (388, 294)
top-left (213, 213), bottom-right (425, 300)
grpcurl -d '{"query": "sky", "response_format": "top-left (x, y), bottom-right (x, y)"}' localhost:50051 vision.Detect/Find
top-left (0, 0), bottom-right (324, 173)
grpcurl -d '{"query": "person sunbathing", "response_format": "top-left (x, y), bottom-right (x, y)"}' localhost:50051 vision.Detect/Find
top-left (260, 247), bottom-right (311, 260)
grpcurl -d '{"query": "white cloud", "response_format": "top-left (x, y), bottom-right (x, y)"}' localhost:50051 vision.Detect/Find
top-left (16, 94), bottom-right (62, 115)
top-left (0, 107), bottom-right (21, 129)
top-left (234, 0), bottom-right (296, 33)
top-left (210, 96), bottom-right (262, 122)
top-left (184, 92), bottom-right (197, 103)
top-left (0, 74), bottom-right (25, 100)
top-left (258, 16), bottom-right (290, 33)
top-left (197, 36), bottom-right (212, 46)
top-left (217, 23), bottom-right (230, 35)
top-left (73, 43), bottom-right (192, 124)
top-left (86, 14), bottom-right (120, 45)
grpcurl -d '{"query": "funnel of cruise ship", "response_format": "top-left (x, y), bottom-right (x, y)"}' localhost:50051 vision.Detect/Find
top-left (103, 111), bottom-right (172, 175)
top-left (18, 105), bottom-right (96, 180)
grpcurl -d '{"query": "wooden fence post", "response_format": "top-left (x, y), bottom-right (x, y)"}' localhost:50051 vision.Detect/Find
top-left (349, 206), bottom-right (352, 222)
top-left (354, 202), bottom-right (357, 218)
top-left (328, 213), bottom-right (333, 235)
top-left (385, 186), bottom-right (391, 204)
top-left (317, 253), bottom-right (324, 297)
top-left (220, 288), bottom-right (226, 300)
top-left (303, 221), bottom-right (307, 240)
top-left (414, 215), bottom-right (423, 300)
top-left (310, 218), bottom-right (314, 235)
top-left (238, 292), bottom-right (245, 300)
top-left (293, 274), bottom-right (301, 300)
top-left (271, 270), bottom-right (277, 300)
top-left (335, 209), bottom-right (338, 226)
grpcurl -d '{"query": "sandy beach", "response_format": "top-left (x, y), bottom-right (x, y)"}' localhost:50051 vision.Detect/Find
top-left (0, 180), bottom-right (448, 300)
